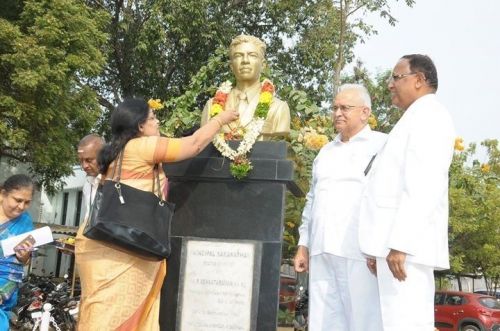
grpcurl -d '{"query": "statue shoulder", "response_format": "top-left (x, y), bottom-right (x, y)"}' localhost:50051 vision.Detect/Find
top-left (204, 97), bottom-right (214, 107)
top-left (201, 98), bottom-right (213, 125)
top-left (270, 96), bottom-right (290, 111)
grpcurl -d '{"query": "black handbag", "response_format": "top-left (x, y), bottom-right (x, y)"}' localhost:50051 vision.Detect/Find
top-left (84, 151), bottom-right (174, 260)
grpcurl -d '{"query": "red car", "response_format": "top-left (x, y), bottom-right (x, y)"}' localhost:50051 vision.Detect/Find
top-left (435, 290), bottom-right (500, 331)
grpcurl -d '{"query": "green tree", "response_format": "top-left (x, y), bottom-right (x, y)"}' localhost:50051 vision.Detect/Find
top-left (1, 0), bottom-right (413, 190)
top-left (331, 0), bottom-right (415, 95)
top-left (85, 0), bottom-right (415, 122)
top-left (0, 0), bottom-right (108, 192)
top-left (86, 0), bottom-right (324, 114)
top-left (447, 139), bottom-right (500, 292)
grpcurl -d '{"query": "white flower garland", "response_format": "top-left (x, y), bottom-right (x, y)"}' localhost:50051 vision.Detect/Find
top-left (210, 79), bottom-right (274, 161)
top-left (219, 81), bottom-right (232, 94)
top-left (212, 118), bottom-right (265, 160)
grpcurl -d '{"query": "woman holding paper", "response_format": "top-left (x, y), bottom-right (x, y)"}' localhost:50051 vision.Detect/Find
top-left (0, 174), bottom-right (35, 329)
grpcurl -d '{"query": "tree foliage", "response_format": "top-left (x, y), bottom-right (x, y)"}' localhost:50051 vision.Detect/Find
top-left (447, 140), bottom-right (500, 291)
top-left (1, 0), bottom-right (414, 190)
top-left (0, 0), bottom-right (108, 192)
top-left (86, 0), bottom-right (414, 119)
top-left (330, 0), bottom-right (415, 94)
top-left (87, 0), bottom-right (321, 112)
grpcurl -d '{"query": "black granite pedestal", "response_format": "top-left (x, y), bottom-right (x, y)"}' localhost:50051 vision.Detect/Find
top-left (160, 141), bottom-right (302, 331)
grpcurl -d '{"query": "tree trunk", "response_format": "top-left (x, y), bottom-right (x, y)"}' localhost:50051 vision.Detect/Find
top-left (332, 0), bottom-right (347, 97)
top-left (457, 274), bottom-right (462, 291)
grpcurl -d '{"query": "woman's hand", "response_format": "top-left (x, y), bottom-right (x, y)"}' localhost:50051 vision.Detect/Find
top-left (215, 109), bottom-right (239, 125)
top-left (175, 108), bottom-right (240, 161)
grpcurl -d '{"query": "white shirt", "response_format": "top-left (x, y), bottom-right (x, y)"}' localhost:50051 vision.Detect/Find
top-left (80, 175), bottom-right (101, 224)
top-left (298, 125), bottom-right (387, 260)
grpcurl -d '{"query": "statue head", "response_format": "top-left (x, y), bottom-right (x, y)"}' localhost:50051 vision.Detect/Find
top-left (229, 35), bottom-right (267, 86)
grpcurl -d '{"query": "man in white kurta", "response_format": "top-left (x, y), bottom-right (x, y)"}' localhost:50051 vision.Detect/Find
top-left (77, 134), bottom-right (104, 223)
top-left (358, 55), bottom-right (455, 331)
top-left (294, 84), bottom-right (387, 331)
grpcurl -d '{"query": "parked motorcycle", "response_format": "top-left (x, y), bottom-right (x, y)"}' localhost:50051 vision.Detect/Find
top-left (11, 274), bottom-right (80, 331)
top-left (294, 285), bottom-right (308, 331)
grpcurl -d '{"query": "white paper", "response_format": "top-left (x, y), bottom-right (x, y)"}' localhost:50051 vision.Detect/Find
top-left (1, 226), bottom-right (54, 257)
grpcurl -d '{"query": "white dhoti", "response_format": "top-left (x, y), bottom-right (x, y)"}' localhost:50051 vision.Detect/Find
top-left (309, 254), bottom-right (382, 331)
top-left (376, 257), bottom-right (435, 331)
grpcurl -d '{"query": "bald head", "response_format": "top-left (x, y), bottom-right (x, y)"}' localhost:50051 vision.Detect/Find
top-left (78, 134), bottom-right (104, 149)
top-left (78, 134), bottom-right (104, 177)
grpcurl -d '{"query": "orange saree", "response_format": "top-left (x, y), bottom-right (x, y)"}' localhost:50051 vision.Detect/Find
top-left (75, 136), bottom-right (181, 331)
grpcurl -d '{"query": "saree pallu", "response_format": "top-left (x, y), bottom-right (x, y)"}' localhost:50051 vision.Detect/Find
top-left (75, 223), bottom-right (166, 331)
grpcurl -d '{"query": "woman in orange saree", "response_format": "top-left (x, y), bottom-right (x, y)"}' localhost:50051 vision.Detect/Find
top-left (75, 98), bottom-right (238, 330)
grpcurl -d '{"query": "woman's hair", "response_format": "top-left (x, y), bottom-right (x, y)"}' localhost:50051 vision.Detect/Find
top-left (0, 174), bottom-right (34, 194)
top-left (98, 98), bottom-right (149, 174)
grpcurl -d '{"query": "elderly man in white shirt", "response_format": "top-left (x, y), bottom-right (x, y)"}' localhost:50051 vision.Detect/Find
top-left (359, 54), bottom-right (455, 331)
top-left (77, 134), bottom-right (104, 223)
top-left (294, 84), bottom-right (387, 331)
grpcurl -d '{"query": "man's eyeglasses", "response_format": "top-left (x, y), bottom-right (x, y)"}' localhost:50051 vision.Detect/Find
top-left (333, 104), bottom-right (363, 113)
top-left (388, 72), bottom-right (417, 82)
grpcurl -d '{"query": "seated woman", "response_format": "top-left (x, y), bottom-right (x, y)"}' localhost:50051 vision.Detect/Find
top-left (0, 174), bottom-right (35, 329)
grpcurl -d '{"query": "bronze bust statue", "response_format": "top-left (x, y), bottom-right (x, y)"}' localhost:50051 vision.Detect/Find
top-left (201, 35), bottom-right (290, 140)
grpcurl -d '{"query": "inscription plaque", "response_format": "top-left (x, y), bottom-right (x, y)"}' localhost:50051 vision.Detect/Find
top-left (177, 239), bottom-right (260, 331)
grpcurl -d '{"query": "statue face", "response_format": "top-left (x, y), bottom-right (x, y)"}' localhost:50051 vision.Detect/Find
top-left (229, 42), bottom-right (264, 85)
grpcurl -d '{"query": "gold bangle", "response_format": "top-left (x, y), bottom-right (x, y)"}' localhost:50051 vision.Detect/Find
top-left (212, 117), bottom-right (223, 128)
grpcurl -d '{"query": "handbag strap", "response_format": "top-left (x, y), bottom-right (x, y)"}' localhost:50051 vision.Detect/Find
top-left (111, 149), bottom-right (166, 204)
top-left (152, 164), bottom-right (166, 203)
top-left (110, 151), bottom-right (126, 204)
top-left (111, 150), bottom-right (125, 182)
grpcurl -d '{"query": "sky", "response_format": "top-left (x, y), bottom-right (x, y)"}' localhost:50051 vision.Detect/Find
top-left (350, 0), bottom-right (499, 161)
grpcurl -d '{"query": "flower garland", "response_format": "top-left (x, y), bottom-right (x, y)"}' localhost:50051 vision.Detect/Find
top-left (210, 79), bottom-right (275, 179)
